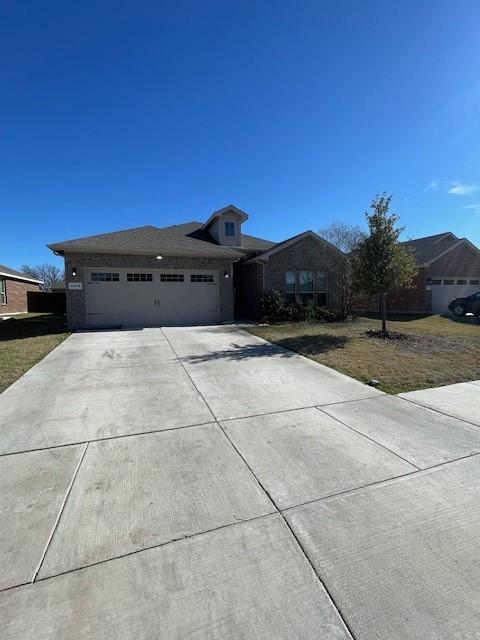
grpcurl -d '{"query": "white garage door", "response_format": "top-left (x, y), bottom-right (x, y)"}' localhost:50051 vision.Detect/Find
top-left (86, 269), bottom-right (219, 328)
top-left (431, 277), bottom-right (480, 314)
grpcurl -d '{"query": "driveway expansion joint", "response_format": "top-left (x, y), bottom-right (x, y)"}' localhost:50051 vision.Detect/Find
top-left (0, 419), bottom-right (216, 458)
top-left (317, 405), bottom-right (421, 471)
top-left (160, 328), bottom-right (358, 638)
top-left (399, 394), bottom-right (480, 430)
top-left (31, 442), bottom-right (89, 583)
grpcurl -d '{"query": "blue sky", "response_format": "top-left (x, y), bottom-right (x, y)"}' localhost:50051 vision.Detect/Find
top-left (2, 0), bottom-right (480, 270)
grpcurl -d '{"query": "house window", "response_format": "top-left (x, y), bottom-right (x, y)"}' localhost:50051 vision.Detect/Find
top-left (0, 278), bottom-right (6, 305)
top-left (298, 271), bottom-right (314, 302)
top-left (191, 274), bottom-right (214, 283)
top-left (284, 271), bottom-right (327, 305)
top-left (316, 271), bottom-right (327, 306)
top-left (456, 279), bottom-right (467, 285)
top-left (470, 280), bottom-right (480, 286)
top-left (443, 279), bottom-right (454, 285)
top-left (224, 221), bottom-right (236, 237)
top-left (127, 273), bottom-right (152, 282)
top-left (285, 271), bottom-right (296, 302)
top-left (90, 272), bottom-right (120, 282)
top-left (431, 279), bottom-right (442, 285)
top-left (160, 273), bottom-right (184, 282)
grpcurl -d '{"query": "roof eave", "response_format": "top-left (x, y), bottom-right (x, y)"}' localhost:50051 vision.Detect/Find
top-left (48, 245), bottom-right (243, 259)
top-left (423, 238), bottom-right (480, 267)
top-left (244, 230), bottom-right (344, 264)
top-left (201, 205), bottom-right (249, 231)
top-left (0, 271), bottom-right (43, 284)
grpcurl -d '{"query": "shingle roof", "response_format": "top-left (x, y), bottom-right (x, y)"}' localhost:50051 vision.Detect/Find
top-left (48, 222), bottom-right (274, 258)
top-left (402, 232), bottom-right (459, 266)
top-left (0, 264), bottom-right (43, 283)
top-left (239, 233), bottom-right (275, 251)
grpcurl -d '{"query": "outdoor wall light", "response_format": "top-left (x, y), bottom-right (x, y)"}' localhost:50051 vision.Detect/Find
top-left (156, 255), bottom-right (163, 260)
top-left (224, 270), bottom-right (230, 278)
top-left (71, 266), bottom-right (77, 277)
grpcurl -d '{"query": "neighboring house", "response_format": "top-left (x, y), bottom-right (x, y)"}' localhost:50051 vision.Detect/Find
top-left (48, 205), bottom-right (342, 329)
top-left (0, 264), bottom-right (43, 316)
top-left (383, 232), bottom-right (480, 314)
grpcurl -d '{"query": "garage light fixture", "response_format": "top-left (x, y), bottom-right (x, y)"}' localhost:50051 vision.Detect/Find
top-left (224, 270), bottom-right (230, 278)
top-left (71, 266), bottom-right (77, 277)
top-left (156, 255), bottom-right (163, 260)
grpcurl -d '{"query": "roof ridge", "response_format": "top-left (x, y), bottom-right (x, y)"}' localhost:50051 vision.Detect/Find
top-left (403, 232), bottom-right (456, 244)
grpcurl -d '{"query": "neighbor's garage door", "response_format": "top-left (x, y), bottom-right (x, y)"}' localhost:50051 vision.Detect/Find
top-left (431, 277), bottom-right (480, 313)
top-left (86, 269), bottom-right (219, 328)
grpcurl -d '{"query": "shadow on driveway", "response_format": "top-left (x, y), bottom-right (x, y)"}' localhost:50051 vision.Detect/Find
top-left (182, 334), bottom-right (349, 364)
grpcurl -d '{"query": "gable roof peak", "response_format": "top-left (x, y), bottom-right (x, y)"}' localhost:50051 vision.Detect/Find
top-left (245, 229), bottom-right (344, 263)
top-left (201, 204), bottom-right (249, 230)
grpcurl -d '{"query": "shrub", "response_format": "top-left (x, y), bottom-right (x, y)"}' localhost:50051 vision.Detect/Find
top-left (261, 290), bottom-right (289, 323)
top-left (260, 290), bottom-right (349, 324)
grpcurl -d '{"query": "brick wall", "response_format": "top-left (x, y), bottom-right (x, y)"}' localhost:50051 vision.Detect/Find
top-left (385, 270), bottom-right (430, 313)
top-left (0, 278), bottom-right (39, 315)
top-left (263, 236), bottom-right (342, 309)
top-left (63, 252), bottom-right (235, 329)
top-left (385, 244), bottom-right (480, 313)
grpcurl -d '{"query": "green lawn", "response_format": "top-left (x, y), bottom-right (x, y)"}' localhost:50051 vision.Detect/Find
top-left (0, 313), bottom-right (70, 393)
top-left (247, 314), bottom-right (480, 394)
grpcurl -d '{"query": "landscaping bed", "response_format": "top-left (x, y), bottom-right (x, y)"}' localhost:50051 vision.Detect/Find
top-left (0, 313), bottom-right (69, 393)
top-left (246, 314), bottom-right (480, 394)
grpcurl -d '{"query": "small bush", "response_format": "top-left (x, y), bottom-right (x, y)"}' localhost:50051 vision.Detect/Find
top-left (261, 291), bottom-right (344, 323)
top-left (261, 290), bottom-right (289, 322)
top-left (316, 306), bottom-right (342, 322)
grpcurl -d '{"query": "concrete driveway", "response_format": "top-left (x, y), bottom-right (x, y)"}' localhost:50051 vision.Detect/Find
top-left (1, 325), bottom-right (480, 639)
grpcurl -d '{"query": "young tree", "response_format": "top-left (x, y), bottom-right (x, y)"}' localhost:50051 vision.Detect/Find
top-left (21, 263), bottom-right (64, 290)
top-left (352, 194), bottom-right (417, 334)
top-left (318, 222), bottom-right (365, 319)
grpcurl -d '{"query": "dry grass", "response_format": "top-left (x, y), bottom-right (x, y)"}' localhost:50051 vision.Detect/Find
top-left (0, 313), bottom-right (69, 393)
top-left (246, 314), bottom-right (480, 394)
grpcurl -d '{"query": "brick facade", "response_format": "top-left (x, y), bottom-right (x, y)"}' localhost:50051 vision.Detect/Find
top-left (264, 236), bottom-right (342, 309)
top-left (64, 252), bottom-right (235, 329)
top-left (0, 278), bottom-right (39, 315)
top-left (386, 243), bottom-right (480, 313)
top-left (384, 270), bottom-right (431, 313)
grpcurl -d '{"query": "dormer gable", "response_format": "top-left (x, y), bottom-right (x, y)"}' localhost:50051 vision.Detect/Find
top-left (201, 205), bottom-right (249, 247)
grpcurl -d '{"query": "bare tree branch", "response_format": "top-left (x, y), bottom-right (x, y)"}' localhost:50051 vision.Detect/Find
top-left (21, 263), bottom-right (65, 290)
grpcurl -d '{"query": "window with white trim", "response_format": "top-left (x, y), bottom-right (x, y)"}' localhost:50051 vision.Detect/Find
top-left (224, 221), bottom-right (236, 237)
top-left (127, 273), bottom-right (152, 282)
top-left (431, 279), bottom-right (442, 285)
top-left (456, 279), bottom-right (467, 285)
top-left (443, 279), bottom-right (454, 285)
top-left (90, 272), bottom-right (120, 282)
top-left (0, 278), bottom-right (6, 305)
top-left (160, 273), bottom-right (184, 282)
top-left (470, 280), bottom-right (480, 285)
top-left (191, 274), bottom-right (214, 283)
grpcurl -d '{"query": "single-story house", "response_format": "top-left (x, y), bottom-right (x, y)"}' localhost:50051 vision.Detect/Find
top-left (383, 232), bottom-right (480, 314)
top-left (0, 265), bottom-right (43, 316)
top-left (48, 205), bottom-right (342, 329)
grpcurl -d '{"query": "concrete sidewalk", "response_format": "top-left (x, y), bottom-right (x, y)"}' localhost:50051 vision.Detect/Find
top-left (1, 325), bottom-right (480, 639)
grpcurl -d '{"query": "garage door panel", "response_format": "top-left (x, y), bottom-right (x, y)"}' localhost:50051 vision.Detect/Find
top-left (431, 277), bottom-right (480, 314)
top-left (86, 270), bottom-right (219, 328)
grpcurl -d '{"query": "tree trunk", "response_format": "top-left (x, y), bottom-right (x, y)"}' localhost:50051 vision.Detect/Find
top-left (380, 292), bottom-right (387, 333)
